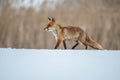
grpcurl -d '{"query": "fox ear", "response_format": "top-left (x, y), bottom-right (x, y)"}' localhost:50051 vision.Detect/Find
top-left (48, 17), bottom-right (52, 21)
top-left (52, 17), bottom-right (55, 22)
top-left (48, 17), bottom-right (55, 22)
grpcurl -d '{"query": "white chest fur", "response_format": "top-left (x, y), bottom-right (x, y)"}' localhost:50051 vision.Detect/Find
top-left (48, 27), bottom-right (58, 40)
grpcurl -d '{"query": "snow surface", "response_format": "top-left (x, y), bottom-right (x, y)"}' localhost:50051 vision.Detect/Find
top-left (0, 48), bottom-right (120, 80)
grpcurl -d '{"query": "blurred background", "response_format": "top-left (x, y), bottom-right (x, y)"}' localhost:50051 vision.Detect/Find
top-left (0, 0), bottom-right (120, 50)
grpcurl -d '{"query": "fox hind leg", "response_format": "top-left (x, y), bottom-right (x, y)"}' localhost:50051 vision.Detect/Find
top-left (72, 41), bottom-right (79, 49)
top-left (83, 43), bottom-right (88, 49)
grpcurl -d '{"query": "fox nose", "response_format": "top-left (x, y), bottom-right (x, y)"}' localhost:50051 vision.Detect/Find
top-left (44, 27), bottom-right (47, 31)
top-left (44, 28), bottom-right (46, 30)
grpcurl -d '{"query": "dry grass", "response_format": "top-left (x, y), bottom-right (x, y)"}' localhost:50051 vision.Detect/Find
top-left (0, 0), bottom-right (120, 49)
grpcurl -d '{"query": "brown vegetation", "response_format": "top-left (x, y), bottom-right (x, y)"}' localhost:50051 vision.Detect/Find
top-left (0, 0), bottom-right (120, 49)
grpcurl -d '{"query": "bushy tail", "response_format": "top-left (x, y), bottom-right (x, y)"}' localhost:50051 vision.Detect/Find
top-left (86, 35), bottom-right (103, 49)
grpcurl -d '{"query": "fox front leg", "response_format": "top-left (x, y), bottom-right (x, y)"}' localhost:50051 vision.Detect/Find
top-left (54, 39), bottom-right (62, 49)
top-left (63, 40), bottom-right (67, 49)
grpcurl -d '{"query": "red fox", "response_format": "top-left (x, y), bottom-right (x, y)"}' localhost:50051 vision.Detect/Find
top-left (44, 17), bottom-right (103, 49)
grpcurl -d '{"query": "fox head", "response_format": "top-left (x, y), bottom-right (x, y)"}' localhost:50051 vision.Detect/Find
top-left (44, 17), bottom-right (59, 32)
top-left (44, 17), bottom-right (61, 40)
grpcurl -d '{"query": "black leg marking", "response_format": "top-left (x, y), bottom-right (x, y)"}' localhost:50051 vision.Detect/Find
top-left (83, 43), bottom-right (88, 49)
top-left (54, 39), bottom-right (61, 49)
top-left (63, 40), bottom-right (67, 49)
top-left (72, 41), bottom-right (79, 49)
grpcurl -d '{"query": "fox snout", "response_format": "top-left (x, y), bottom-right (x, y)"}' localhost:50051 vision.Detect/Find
top-left (44, 27), bottom-right (48, 31)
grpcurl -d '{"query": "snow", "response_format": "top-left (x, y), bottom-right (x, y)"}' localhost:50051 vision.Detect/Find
top-left (0, 48), bottom-right (120, 80)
